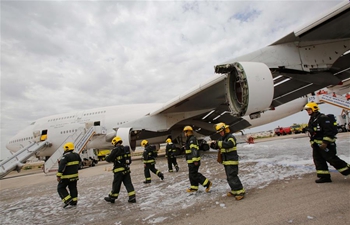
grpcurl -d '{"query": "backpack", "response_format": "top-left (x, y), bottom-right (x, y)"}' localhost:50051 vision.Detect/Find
top-left (123, 146), bottom-right (132, 165)
top-left (325, 114), bottom-right (338, 136)
top-left (150, 145), bottom-right (158, 158)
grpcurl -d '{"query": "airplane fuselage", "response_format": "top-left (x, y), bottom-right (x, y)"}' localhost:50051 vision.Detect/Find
top-left (6, 103), bottom-right (163, 157)
top-left (6, 98), bottom-right (309, 158)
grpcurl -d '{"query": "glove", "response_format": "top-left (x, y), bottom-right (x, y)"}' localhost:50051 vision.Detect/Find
top-left (57, 177), bottom-right (61, 182)
top-left (319, 142), bottom-right (328, 150)
top-left (210, 141), bottom-right (217, 149)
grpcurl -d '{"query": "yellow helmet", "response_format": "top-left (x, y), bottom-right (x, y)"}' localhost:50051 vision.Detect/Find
top-left (183, 126), bottom-right (193, 132)
top-left (183, 126), bottom-right (193, 135)
top-left (166, 138), bottom-right (172, 143)
top-left (215, 122), bottom-right (226, 133)
top-left (63, 142), bottom-right (74, 151)
top-left (111, 136), bottom-right (122, 145)
top-left (141, 139), bottom-right (148, 147)
top-left (304, 102), bottom-right (319, 112)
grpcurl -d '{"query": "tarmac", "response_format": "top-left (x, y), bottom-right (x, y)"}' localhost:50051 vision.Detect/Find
top-left (0, 133), bottom-right (349, 225)
top-left (171, 172), bottom-right (350, 225)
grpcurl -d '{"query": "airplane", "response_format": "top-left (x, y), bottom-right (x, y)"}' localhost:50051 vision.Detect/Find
top-left (3, 1), bottom-right (350, 174)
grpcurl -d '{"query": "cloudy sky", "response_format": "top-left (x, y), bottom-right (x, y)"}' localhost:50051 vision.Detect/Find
top-left (0, 0), bottom-right (345, 160)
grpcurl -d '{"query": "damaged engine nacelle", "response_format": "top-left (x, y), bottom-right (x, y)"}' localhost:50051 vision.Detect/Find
top-left (220, 62), bottom-right (274, 117)
top-left (106, 127), bottom-right (136, 151)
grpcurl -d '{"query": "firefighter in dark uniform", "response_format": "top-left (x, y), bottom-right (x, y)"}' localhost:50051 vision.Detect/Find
top-left (142, 139), bottom-right (164, 183)
top-left (183, 126), bottom-right (212, 193)
top-left (104, 136), bottom-right (136, 203)
top-left (165, 138), bottom-right (179, 172)
top-left (211, 123), bottom-right (245, 200)
top-left (305, 102), bottom-right (350, 183)
top-left (57, 142), bottom-right (82, 208)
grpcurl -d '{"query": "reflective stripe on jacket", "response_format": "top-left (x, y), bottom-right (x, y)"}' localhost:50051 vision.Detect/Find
top-left (218, 133), bottom-right (239, 166)
top-left (185, 135), bottom-right (200, 164)
top-left (56, 151), bottom-right (81, 180)
top-left (308, 112), bottom-right (336, 144)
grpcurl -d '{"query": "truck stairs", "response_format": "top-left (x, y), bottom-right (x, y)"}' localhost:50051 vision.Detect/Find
top-left (43, 126), bottom-right (96, 174)
top-left (0, 141), bottom-right (49, 179)
top-left (308, 91), bottom-right (350, 111)
top-left (317, 94), bottom-right (350, 111)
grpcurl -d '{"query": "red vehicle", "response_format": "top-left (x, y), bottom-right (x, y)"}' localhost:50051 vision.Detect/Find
top-left (274, 126), bottom-right (292, 136)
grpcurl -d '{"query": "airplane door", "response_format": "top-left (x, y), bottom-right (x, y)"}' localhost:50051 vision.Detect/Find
top-left (34, 129), bottom-right (48, 142)
top-left (85, 121), bottom-right (105, 134)
top-left (93, 121), bottom-right (106, 134)
top-left (40, 129), bottom-right (48, 141)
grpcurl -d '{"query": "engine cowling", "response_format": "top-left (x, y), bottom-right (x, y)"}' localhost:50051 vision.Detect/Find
top-left (114, 127), bottom-right (136, 151)
top-left (224, 62), bottom-right (274, 116)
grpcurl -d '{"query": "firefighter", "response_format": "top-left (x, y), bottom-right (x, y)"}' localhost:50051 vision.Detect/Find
top-left (165, 138), bottom-right (179, 172)
top-left (142, 139), bottom-right (164, 183)
top-left (183, 126), bottom-right (212, 193)
top-left (104, 136), bottom-right (136, 203)
top-left (304, 102), bottom-right (350, 183)
top-left (211, 123), bottom-right (245, 200)
top-left (56, 142), bottom-right (82, 208)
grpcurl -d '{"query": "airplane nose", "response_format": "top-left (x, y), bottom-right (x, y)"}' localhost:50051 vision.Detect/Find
top-left (6, 140), bottom-right (16, 151)
top-left (6, 134), bottom-right (23, 152)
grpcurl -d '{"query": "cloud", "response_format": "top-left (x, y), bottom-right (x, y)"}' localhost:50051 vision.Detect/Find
top-left (0, 0), bottom-right (343, 159)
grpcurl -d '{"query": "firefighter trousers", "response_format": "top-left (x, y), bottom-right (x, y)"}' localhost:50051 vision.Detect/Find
top-left (224, 165), bottom-right (244, 194)
top-left (167, 156), bottom-right (178, 171)
top-left (144, 163), bottom-right (162, 181)
top-left (110, 171), bottom-right (135, 198)
top-left (312, 142), bottom-right (350, 178)
top-left (188, 163), bottom-right (208, 189)
top-left (57, 179), bottom-right (78, 204)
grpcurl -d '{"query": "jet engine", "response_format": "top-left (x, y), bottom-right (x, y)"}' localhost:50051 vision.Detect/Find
top-left (220, 62), bottom-right (274, 116)
top-left (111, 127), bottom-right (136, 151)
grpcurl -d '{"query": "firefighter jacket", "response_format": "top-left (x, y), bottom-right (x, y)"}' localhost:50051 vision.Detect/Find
top-left (165, 143), bottom-right (177, 158)
top-left (56, 151), bottom-right (81, 181)
top-left (216, 133), bottom-right (238, 166)
top-left (106, 145), bottom-right (130, 173)
top-left (143, 145), bottom-right (157, 164)
top-left (185, 135), bottom-right (200, 164)
top-left (308, 112), bottom-right (336, 145)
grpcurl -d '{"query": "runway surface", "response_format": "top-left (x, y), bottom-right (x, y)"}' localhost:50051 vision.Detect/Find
top-left (0, 133), bottom-right (349, 225)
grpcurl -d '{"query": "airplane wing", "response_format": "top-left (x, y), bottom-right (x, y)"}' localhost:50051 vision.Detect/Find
top-left (215, 0), bottom-right (350, 108)
top-left (120, 1), bottom-right (350, 143)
